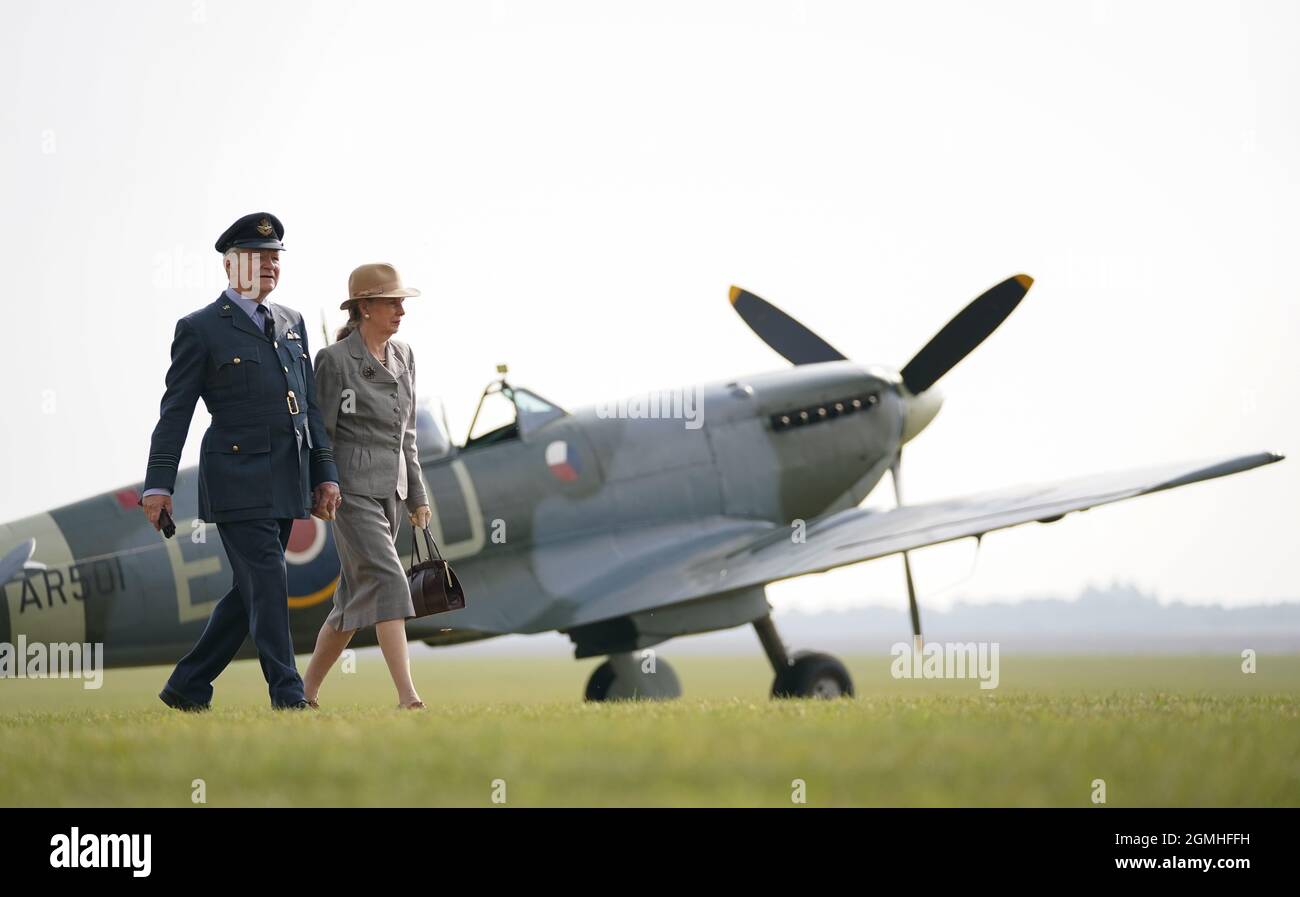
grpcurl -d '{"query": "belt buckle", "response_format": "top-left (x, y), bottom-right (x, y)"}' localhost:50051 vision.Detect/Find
top-left (286, 390), bottom-right (300, 415)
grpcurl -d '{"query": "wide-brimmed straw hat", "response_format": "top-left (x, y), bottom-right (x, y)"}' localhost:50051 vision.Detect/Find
top-left (340, 263), bottom-right (422, 310)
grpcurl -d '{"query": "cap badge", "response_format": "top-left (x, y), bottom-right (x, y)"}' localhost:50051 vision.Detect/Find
top-left (256, 218), bottom-right (273, 236)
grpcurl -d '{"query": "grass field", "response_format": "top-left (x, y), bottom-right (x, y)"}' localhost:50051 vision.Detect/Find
top-left (1, 652), bottom-right (1297, 806)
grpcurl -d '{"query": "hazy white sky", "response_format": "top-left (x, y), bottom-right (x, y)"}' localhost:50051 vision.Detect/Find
top-left (1, 0), bottom-right (1296, 611)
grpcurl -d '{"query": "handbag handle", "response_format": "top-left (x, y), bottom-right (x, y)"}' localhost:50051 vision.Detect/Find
top-left (409, 525), bottom-right (446, 564)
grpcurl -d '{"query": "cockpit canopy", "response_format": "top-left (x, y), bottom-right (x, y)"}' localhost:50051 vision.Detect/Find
top-left (415, 376), bottom-right (567, 462)
top-left (464, 381), bottom-right (567, 448)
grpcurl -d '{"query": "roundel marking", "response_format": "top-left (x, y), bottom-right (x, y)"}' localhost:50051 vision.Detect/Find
top-left (545, 439), bottom-right (581, 482)
top-left (285, 517), bottom-right (338, 609)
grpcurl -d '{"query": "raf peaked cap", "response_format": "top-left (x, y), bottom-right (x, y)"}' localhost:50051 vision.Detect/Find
top-left (214, 212), bottom-right (286, 253)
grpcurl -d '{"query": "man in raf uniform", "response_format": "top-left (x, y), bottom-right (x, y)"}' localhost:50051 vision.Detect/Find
top-left (141, 212), bottom-right (342, 711)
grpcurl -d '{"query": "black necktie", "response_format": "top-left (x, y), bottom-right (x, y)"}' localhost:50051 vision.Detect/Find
top-left (258, 306), bottom-right (274, 341)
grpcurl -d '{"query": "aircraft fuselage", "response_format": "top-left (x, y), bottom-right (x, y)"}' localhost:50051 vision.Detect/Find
top-left (0, 361), bottom-right (912, 667)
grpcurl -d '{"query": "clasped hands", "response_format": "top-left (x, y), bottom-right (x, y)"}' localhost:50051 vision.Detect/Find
top-left (311, 483), bottom-right (342, 520)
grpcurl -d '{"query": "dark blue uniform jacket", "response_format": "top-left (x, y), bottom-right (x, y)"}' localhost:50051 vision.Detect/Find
top-left (144, 293), bottom-right (339, 522)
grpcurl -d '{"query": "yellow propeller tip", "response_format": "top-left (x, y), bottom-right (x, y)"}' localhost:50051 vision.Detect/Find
top-left (1013, 274), bottom-right (1034, 290)
top-left (728, 285), bottom-right (743, 304)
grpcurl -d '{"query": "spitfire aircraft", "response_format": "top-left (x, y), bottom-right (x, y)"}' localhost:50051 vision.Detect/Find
top-left (0, 275), bottom-right (1283, 700)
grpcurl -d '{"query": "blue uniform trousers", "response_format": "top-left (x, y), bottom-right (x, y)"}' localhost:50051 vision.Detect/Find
top-left (165, 518), bottom-right (305, 708)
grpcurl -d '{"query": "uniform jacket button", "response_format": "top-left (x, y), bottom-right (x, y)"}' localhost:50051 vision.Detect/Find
top-left (233, 357), bottom-right (241, 364)
top-left (232, 445), bottom-right (240, 452)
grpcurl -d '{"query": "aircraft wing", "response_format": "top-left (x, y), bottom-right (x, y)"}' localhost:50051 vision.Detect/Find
top-left (558, 451), bottom-right (1281, 628)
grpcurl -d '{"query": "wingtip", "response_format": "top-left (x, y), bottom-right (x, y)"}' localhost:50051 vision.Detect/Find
top-left (1013, 273), bottom-right (1034, 291)
top-left (729, 285), bottom-right (742, 305)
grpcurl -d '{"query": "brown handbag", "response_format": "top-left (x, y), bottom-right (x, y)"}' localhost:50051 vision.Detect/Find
top-left (407, 526), bottom-right (466, 616)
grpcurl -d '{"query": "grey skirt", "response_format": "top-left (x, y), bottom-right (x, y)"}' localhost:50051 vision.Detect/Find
top-left (326, 491), bottom-right (415, 631)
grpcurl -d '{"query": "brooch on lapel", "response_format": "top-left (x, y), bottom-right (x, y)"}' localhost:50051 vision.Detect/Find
top-left (362, 364), bottom-right (375, 379)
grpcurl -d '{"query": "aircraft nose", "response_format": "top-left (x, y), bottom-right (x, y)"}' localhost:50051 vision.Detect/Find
top-left (901, 386), bottom-right (943, 443)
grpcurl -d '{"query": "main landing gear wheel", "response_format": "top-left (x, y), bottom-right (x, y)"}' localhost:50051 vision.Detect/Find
top-left (771, 650), bottom-right (855, 699)
top-left (753, 615), bottom-right (854, 699)
top-left (584, 652), bottom-right (683, 702)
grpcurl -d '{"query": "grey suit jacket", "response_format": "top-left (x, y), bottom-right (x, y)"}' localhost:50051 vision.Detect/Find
top-left (313, 328), bottom-right (428, 511)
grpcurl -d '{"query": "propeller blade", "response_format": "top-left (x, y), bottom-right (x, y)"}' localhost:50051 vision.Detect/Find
top-left (0, 538), bottom-right (45, 587)
top-left (891, 456), bottom-right (923, 651)
top-left (899, 274), bottom-right (1033, 395)
top-left (729, 286), bottom-right (848, 366)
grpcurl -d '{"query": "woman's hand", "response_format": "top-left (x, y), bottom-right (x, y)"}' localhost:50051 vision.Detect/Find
top-left (409, 505), bottom-right (432, 529)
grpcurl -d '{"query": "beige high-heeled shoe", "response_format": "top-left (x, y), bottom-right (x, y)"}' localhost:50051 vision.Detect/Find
top-left (397, 700), bottom-right (427, 710)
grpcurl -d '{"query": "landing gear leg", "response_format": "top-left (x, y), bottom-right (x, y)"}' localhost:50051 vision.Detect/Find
top-left (753, 614), bottom-right (790, 671)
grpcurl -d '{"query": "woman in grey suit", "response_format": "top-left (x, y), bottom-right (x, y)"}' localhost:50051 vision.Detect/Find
top-left (302, 263), bottom-right (433, 710)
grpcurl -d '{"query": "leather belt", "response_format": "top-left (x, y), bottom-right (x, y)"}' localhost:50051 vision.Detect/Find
top-left (210, 404), bottom-right (305, 428)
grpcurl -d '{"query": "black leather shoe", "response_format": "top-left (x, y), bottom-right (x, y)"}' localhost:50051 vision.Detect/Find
top-left (159, 687), bottom-right (210, 713)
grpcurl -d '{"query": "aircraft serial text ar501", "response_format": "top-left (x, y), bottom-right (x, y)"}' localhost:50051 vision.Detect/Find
top-left (0, 275), bottom-right (1283, 699)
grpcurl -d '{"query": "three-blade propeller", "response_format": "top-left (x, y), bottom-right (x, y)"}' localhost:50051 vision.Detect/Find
top-left (729, 274), bottom-right (1033, 395)
top-left (729, 273), bottom-right (1035, 648)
